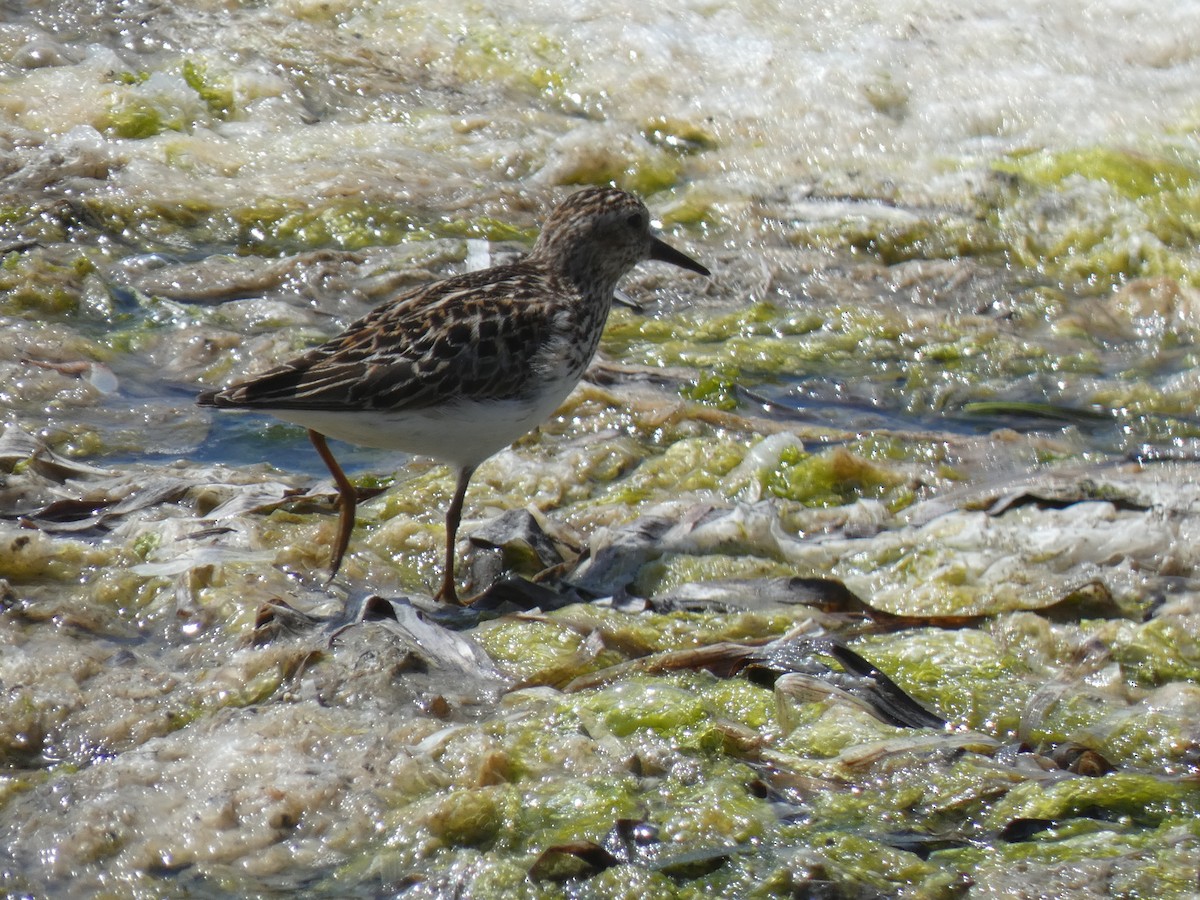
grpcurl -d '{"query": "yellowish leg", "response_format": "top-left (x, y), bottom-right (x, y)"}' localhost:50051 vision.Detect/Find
top-left (307, 429), bottom-right (356, 579)
top-left (436, 465), bottom-right (475, 605)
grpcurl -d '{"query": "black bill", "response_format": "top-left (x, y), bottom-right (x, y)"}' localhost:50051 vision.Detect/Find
top-left (649, 235), bottom-right (710, 277)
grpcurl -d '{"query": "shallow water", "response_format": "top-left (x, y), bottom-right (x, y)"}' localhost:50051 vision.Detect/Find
top-left (3, 0), bottom-right (1200, 896)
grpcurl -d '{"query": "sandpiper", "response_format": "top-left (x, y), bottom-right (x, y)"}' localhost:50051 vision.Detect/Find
top-left (197, 187), bottom-right (709, 604)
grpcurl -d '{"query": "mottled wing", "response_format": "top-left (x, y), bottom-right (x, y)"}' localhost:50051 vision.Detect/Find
top-left (201, 265), bottom-right (559, 413)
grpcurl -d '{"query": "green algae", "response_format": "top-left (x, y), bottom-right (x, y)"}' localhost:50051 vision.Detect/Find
top-left (511, 776), bottom-right (644, 849)
top-left (570, 866), bottom-right (680, 899)
top-left (97, 75), bottom-right (199, 139)
top-left (757, 730), bottom-right (1199, 895)
top-left (480, 608), bottom-right (801, 692)
top-left (224, 201), bottom-right (536, 253)
top-left (641, 117), bottom-right (718, 155)
top-left (0, 531), bottom-right (111, 583)
top-left (111, 70), bottom-right (151, 86)
top-left (653, 762), bottom-right (778, 844)
top-left (776, 699), bottom-right (914, 758)
top-left (67, 197), bottom-right (217, 249)
top-left (595, 434), bottom-right (747, 507)
top-left (1097, 700), bottom-right (1200, 772)
top-left (633, 554), bottom-right (794, 597)
top-left (1106, 618), bottom-right (1200, 687)
top-left (0, 248), bottom-right (95, 318)
top-left (421, 787), bottom-right (506, 848)
top-left (815, 833), bottom-right (939, 892)
top-left (938, 821), bottom-right (1200, 900)
top-left (575, 678), bottom-right (711, 738)
top-left (553, 148), bottom-right (684, 199)
top-left (991, 145), bottom-right (1200, 288)
top-left (843, 618), bottom-right (1200, 769)
top-left (817, 213), bottom-right (1006, 267)
top-left (232, 200), bottom-right (428, 252)
top-left (702, 678), bottom-right (777, 730)
top-left (40, 427), bottom-right (109, 459)
top-left (0, 206), bottom-right (74, 252)
top-left (102, 99), bottom-right (171, 139)
top-left (181, 60), bottom-right (234, 119)
top-left (729, 141), bottom-right (1200, 294)
top-left (372, 467), bottom-right (459, 523)
top-left (7, 541), bottom-right (1200, 898)
top-left (758, 445), bottom-right (909, 509)
top-left (679, 370), bottom-right (740, 410)
top-left (478, 618), bottom-right (623, 686)
top-left (375, 685), bottom-right (782, 877)
top-left (1, 76), bottom-right (1197, 900)
top-left (436, 215), bottom-right (536, 244)
top-left (850, 630), bottom-right (1033, 736)
top-left (446, 25), bottom-right (569, 102)
top-left (550, 604), bottom-right (807, 655)
top-left (655, 190), bottom-right (723, 230)
top-left (2, 13), bottom-right (1200, 900)
top-left (985, 773), bottom-right (1200, 827)
top-left (18, 195), bottom-right (436, 257)
top-left (996, 146), bottom-right (1199, 205)
top-left (603, 298), bottom-right (1112, 425)
top-left (621, 430), bottom-right (914, 517)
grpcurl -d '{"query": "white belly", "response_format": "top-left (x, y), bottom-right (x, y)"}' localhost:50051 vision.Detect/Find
top-left (267, 391), bottom-right (569, 470)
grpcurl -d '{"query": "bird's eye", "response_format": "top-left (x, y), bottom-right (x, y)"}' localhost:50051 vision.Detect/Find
top-left (626, 212), bottom-right (645, 230)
